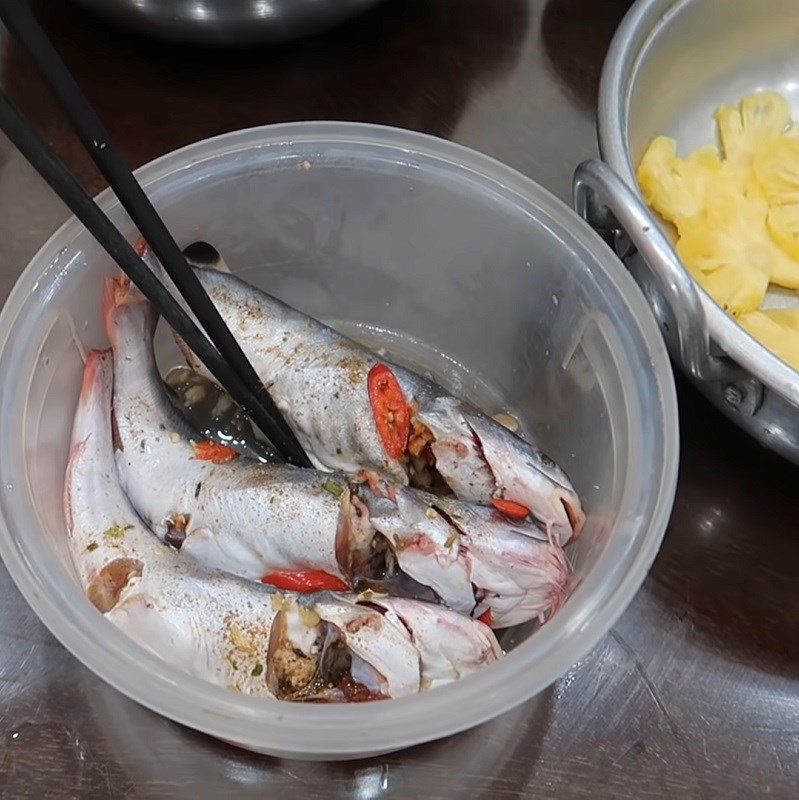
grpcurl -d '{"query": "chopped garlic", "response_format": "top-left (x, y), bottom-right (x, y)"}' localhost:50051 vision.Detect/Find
top-left (492, 412), bottom-right (520, 432)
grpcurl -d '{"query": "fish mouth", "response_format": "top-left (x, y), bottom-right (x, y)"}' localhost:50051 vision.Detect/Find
top-left (562, 497), bottom-right (585, 539)
top-left (461, 410), bottom-right (584, 540)
top-left (408, 400), bottom-right (584, 540)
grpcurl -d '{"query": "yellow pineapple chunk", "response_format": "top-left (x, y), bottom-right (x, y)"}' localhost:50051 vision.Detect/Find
top-left (766, 203), bottom-right (799, 260)
top-left (753, 136), bottom-right (799, 206)
top-left (636, 89), bottom-right (799, 370)
top-left (689, 263), bottom-right (768, 315)
top-left (636, 136), bottom-right (722, 226)
top-left (715, 92), bottom-right (792, 166)
top-left (763, 306), bottom-right (799, 332)
top-left (676, 190), bottom-right (799, 293)
top-left (752, 137), bottom-right (799, 259)
top-left (738, 310), bottom-right (799, 370)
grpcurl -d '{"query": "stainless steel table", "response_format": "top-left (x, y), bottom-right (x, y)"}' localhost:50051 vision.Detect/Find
top-left (0, 1), bottom-right (797, 797)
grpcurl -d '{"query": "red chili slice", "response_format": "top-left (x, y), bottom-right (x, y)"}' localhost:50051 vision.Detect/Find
top-left (491, 498), bottom-right (531, 520)
top-left (193, 440), bottom-right (238, 463)
top-left (477, 608), bottom-right (493, 627)
top-left (367, 363), bottom-right (411, 460)
top-left (260, 570), bottom-right (350, 593)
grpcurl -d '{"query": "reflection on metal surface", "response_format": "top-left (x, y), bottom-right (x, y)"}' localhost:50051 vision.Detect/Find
top-left (353, 764), bottom-right (389, 800)
top-left (190, 2), bottom-right (209, 20)
top-left (697, 506), bottom-right (722, 535)
top-left (70, 0), bottom-right (385, 45)
top-left (540, 0), bottom-right (631, 111)
top-left (253, 1), bottom-right (275, 19)
top-left (1, 1), bottom-right (529, 192)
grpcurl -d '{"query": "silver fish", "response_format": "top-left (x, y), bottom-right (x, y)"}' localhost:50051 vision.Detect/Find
top-left (358, 479), bottom-right (569, 627)
top-left (105, 278), bottom-right (569, 627)
top-left (65, 350), bottom-right (502, 700)
top-left (141, 247), bottom-right (584, 544)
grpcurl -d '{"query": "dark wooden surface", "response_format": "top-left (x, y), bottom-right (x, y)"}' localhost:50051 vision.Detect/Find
top-left (1, 1), bottom-right (797, 797)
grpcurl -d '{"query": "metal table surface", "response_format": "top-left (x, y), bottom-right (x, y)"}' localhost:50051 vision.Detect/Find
top-left (0, 1), bottom-right (797, 797)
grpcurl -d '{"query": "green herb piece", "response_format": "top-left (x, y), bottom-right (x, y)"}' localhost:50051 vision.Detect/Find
top-left (356, 588), bottom-right (387, 602)
top-left (322, 480), bottom-right (344, 498)
top-left (86, 542), bottom-right (99, 552)
top-left (444, 531), bottom-right (459, 548)
top-left (103, 524), bottom-right (131, 539)
top-left (194, 481), bottom-right (202, 499)
top-left (251, 662), bottom-right (264, 677)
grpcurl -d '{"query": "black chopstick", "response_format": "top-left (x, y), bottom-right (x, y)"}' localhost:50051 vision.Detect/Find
top-left (0, 0), bottom-right (312, 469)
top-left (0, 88), bottom-right (311, 466)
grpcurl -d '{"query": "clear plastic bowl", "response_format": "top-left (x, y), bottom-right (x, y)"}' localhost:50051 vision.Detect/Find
top-left (0, 123), bottom-right (678, 759)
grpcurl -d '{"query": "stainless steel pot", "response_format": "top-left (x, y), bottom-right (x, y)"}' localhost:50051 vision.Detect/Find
top-left (71, 0), bottom-right (382, 45)
top-left (576, 0), bottom-right (799, 462)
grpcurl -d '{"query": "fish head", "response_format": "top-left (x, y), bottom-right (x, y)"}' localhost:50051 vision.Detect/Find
top-left (360, 486), bottom-right (477, 616)
top-left (265, 596), bottom-right (420, 701)
top-left (464, 516), bottom-right (569, 627)
top-left (414, 396), bottom-right (496, 500)
top-left (350, 484), bottom-right (570, 627)
top-left (463, 411), bottom-right (585, 545)
top-left (370, 596), bottom-right (502, 689)
top-left (426, 496), bottom-right (570, 628)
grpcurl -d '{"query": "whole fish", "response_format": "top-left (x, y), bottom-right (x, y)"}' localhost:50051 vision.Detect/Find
top-left (65, 350), bottom-right (502, 701)
top-left (105, 278), bottom-right (569, 627)
top-left (141, 247), bottom-right (584, 544)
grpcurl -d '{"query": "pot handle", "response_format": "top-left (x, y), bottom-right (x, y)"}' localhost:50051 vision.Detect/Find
top-left (573, 158), bottom-right (734, 382)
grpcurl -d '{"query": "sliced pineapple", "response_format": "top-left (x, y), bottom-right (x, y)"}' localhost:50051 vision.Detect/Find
top-left (752, 137), bottom-right (799, 259)
top-left (766, 203), bottom-right (799, 261)
top-left (715, 92), bottom-right (792, 166)
top-left (636, 136), bottom-right (722, 226)
top-left (753, 136), bottom-right (799, 205)
top-left (637, 90), bottom-right (799, 372)
top-left (689, 263), bottom-right (768, 315)
top-left (763, 306), bottom-right (799, 332)
top-left (738, 310), bottom-right (799, 370)
top-left (676, 190), bottom-right (799, 293)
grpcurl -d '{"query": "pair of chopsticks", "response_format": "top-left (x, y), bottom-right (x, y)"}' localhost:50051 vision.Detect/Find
top-left (0, 1), bottom-right (311, 468)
